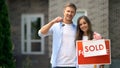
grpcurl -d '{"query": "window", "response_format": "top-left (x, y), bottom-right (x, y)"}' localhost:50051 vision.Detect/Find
top-left (73, 10), bottom-right (87, 25)
top-left (21, 14), bottom-right (44, 54)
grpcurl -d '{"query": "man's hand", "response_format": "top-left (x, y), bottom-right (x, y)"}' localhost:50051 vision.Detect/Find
top-left (51, 16), bottom-right (63, 24)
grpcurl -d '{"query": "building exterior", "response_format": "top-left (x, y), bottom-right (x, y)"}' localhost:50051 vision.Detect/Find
top-left (7, 0), bottom-right (120, 68)
top-left (7, 0), bottom-right (50, 68)
top-left (109, 0), bottom-right (120, 68)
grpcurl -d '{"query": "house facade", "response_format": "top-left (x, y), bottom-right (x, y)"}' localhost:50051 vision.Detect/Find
top-left (8, 0), bottom-right (50, 68)
top-left (109, 0), bottom-right (120, 67)
top-left (7, 0), bottom-right (120, 68)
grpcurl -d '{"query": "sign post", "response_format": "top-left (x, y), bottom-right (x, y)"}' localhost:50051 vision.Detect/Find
top-left (76, 39), bottom-right (111, 65)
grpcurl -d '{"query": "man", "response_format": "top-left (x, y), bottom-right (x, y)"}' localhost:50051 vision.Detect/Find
top-left (38, 3), bottom-right (77, 68)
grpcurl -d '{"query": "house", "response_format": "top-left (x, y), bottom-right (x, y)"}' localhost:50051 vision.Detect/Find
top-left (7, 0), bottom-right (120, 68)
top-left (8, 0), bottom-right (50, 68)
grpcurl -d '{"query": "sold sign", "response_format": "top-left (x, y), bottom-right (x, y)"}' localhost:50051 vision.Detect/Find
top-left (83, 39), bottom-right (107, 57)
top-left (76, 39), bottom-right (111, 65)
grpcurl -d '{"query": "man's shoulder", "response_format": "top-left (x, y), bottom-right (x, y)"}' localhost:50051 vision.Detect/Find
top-left (72, 23), bottom-right (77, 28)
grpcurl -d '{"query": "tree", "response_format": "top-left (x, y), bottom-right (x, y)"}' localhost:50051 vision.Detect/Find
top-left (0, 0), bottom-right (15, 68)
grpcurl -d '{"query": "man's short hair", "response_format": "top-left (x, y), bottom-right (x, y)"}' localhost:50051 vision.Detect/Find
top-left (64, 3), bottom-right (77, 11)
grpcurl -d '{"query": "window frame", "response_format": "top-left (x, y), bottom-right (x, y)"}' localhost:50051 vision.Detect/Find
top-left (21, 14), bottom-right (45, 55)
top-left (73, 9), bottom-right (87, 25)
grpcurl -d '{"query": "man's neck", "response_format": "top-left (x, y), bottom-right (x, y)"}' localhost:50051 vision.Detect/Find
top-left (63, 19), bottom-right (72, 24)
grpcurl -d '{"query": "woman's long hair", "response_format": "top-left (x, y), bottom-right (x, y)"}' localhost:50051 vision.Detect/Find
top-left (75, 16), bottom-right (94, 41)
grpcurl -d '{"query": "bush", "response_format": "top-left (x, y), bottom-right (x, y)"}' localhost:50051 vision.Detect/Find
top-left (0, 0), bottom-right (15, 68)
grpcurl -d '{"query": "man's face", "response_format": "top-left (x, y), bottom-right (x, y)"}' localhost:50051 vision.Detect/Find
top-left (63, 7), bottom-right (76, 22)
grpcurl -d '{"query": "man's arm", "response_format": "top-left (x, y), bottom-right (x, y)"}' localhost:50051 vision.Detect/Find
top-left (39, 16), bottom-right (63, 34)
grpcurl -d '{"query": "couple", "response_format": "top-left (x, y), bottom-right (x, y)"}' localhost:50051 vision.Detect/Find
top-left (38, 3), bottom-right (104, 68)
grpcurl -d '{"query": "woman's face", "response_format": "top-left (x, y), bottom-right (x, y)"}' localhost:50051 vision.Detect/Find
top-left (79, 18), bottom-right (89, 33)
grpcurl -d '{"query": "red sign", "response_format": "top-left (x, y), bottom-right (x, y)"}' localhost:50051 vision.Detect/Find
top-left (76, 39), bottom-right (111, 65)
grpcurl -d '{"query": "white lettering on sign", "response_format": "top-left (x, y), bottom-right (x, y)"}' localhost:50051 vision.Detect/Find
top-left (83, 39), bottom-right (107, 57)
top-left (78, 50), bottom-right (84, 56)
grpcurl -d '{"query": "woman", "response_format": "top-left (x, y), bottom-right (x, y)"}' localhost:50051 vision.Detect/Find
top-left (75, 16), bottom-right (104, 68)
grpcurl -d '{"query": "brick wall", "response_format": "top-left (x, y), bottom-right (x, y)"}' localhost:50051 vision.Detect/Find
top-left (109, 0), bottom-right (120, 59)
top-left (109, 0), bottom-right (120, 68)
top-left (8, 0), bottom-right (50, 68)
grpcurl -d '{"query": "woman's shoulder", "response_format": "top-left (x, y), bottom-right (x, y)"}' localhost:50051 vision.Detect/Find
top-left (93, 32), bottom-right (102, 40)
top-left (93, 32), bottom-right (101, 36)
